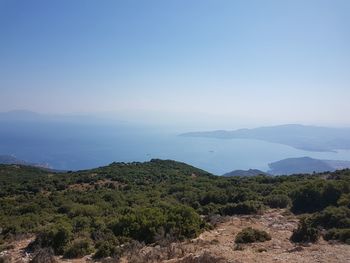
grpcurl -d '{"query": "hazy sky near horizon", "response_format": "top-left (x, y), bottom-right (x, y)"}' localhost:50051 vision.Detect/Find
top-left (1, 0), bottom-right (350, 128)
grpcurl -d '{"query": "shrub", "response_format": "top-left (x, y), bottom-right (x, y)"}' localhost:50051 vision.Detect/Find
top-left (29, 224), bottom-right (73, 255)
top-left (72, 216), bottom-right (91, 233)
top-left (220, 201), bottom-right (264, 216)
top-left (235, 227), bottom-right (271, 243)
top-left (310, 206), bottom-right (350, 229)
top-left (337, 194), bottom-right (350, 207)
top-left (63, 239), bottom-right (93, 258)
top-left (165, 205), bottom-right (203, 240)
top-left (291, 184), bottom-right (323, 213)
top-left (324, 228), bottom-right (350, 244)
top-left (200, 191), bottom-right (228, 205)
top-left (264, 194), bottom-right (291, 208)
top-left (111, 205), bottom-right (202, 244)
top-left (111, 207), bottom-right (166, 244)
top-left (94, 241), bottom-right (122, 259)
top-left (322, 183), bottom-right (342, 208)
top-left (290, 218), bottom-right (320, 243)
top-left (198, 203), bottom-right (220, 215)
top-left (291, 182), bottom-right (342, 214)
top-left (68, 204), bottom-right (100, 218)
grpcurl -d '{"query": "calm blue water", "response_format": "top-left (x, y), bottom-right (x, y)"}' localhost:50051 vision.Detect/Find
top-left (1, 120), bottom-right (350, 174)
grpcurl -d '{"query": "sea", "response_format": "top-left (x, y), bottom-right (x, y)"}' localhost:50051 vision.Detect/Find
top-left (1, 119), bottom-right (350, 175)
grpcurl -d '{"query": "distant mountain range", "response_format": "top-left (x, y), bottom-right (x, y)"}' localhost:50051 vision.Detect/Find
top-left (0, 155), bottom-right (51, 169)
top-left (223, 157), bottom-right (350, 176)
top-left (180, 124), bottom-right (350, 152)
top-left (223, 169), bottom-right (269, 177)
top-left (268, 157), bottom-right (350, 175)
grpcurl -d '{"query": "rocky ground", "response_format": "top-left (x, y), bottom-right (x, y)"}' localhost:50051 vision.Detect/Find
top-left (165, 209), bottom-right (350, 263)
top-left (1, 209), bottom-right (349, 263)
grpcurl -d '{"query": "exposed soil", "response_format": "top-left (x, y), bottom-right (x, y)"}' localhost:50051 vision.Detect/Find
top-left (2, 209), bottom-right (349, 263)
top-left (163, 209), bottom-right (350, 263)
top-left (0, 237), bottom-right (33, 263)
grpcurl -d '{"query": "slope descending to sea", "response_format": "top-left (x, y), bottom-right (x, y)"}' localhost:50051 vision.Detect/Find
top-left (0, 160), bottom-right (349, 262)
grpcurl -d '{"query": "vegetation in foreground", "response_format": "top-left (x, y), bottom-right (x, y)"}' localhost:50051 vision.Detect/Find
top-left (0, 160), bottom-right (349, 259)
top-left (235, 227), bottom-right (271, 244)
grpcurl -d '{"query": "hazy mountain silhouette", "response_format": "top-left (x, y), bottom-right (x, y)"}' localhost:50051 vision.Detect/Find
top-left (223, 169), bottom-right (270, 177)
top-left (0, 154), bottom-right (50, 169)
top-left (268, 157), bottom-right (350, 175)
top-left (181, 124), bottom-right (350, 152)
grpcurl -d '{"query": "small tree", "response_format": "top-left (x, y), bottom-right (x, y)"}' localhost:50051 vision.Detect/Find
top-left (290, 218), bottom-right (320, 243)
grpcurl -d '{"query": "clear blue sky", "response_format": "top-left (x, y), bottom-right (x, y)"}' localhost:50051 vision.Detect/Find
top-left (1, 0), bottom-right (349, 128)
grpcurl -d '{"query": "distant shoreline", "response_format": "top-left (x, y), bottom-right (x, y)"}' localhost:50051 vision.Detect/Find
top-left (180, 124), bottom-right (350, 152)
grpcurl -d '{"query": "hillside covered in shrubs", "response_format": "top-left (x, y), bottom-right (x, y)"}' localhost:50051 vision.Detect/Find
top-left (0, 159), bottom-right (349, 260)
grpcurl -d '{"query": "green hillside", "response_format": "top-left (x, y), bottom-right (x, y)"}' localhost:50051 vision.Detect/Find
top-left (0, 160), bottom-right (349, 259)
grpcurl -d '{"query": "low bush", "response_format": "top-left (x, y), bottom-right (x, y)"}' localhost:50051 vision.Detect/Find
top-left (291, 182), bottom-right (342, 214)
top-left (310, 206), bottom-right (350, 229)
top-left (63, 239), bottom-right (94, 258)
top-left (200, 191), bottom-right (228, 205)
top-left (337, 194), bottom-right (350, 207)
top-left (28, 224), bottom-right (73, 255)
top-left (235, 227), bottom-right (271, 243)
top-left (111, 205), bottom-right (202, 244)
top-left (220, 201), bottom-right (264, 216)
top-left (94, 241), bottom-right (122, 259)
top-left (290, 218), bottom-right (320, 243)
top-left (324, 228), bottom-right (350, 244)
top-left (264, 194), bottom-right (291, 208)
